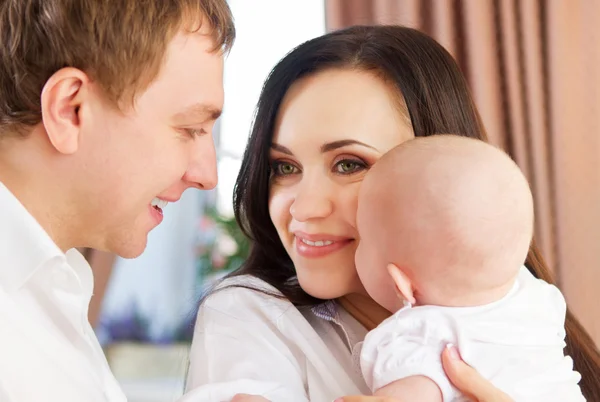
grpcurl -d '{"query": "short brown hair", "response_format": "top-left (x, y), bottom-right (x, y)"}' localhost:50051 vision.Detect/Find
top-left (0, 0), bottom-right (235, 136)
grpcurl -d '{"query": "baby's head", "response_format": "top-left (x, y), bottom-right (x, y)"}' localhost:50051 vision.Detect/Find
top-left (355, 135), bottom-right (534, 312)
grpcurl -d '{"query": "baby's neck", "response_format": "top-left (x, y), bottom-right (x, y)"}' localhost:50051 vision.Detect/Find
top-left (416, 278), bottom-right (517, 308)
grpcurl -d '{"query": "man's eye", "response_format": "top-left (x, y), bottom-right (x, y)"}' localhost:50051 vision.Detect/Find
top-left (184, 128), bottom-right (207, 137)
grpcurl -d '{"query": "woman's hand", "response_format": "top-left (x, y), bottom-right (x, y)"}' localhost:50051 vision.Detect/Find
top-left (230, 394), bottom-right (270, 402)
top-left (334, 397), bottom-right (401, 402)
top-left (442, 344), bottom-right (513, 402)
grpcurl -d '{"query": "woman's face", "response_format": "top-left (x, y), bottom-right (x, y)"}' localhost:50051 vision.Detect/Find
top-left (268, 68), bottom-right (414, 299)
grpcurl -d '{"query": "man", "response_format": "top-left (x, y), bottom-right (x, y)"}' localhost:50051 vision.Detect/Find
top-left (0, 1), bottom-right (234, 400)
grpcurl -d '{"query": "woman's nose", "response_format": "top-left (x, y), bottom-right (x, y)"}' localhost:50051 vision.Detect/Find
top-left (289, 179), bottom-right (334, 222)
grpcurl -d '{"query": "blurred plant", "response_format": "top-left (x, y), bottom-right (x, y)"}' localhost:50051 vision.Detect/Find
top-left (99, 207), bottom-right (252, 345)
top-left (98, 302), bottom-right (152, 344)
top-left (165, 208), bottom-right (253, 343)
top-left (195, 207), bottom-right (251, 282)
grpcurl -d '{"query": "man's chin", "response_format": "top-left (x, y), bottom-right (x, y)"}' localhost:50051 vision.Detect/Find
top-left (105, 235), bottom-right (149, 259)
top-left (117, 248), bottom-right (145, 259)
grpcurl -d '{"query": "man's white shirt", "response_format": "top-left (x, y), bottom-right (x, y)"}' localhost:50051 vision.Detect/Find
top-left (0, 182), bottom-right (126, 402)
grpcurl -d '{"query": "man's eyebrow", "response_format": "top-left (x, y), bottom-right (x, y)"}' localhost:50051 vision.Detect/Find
top-left (172, 103), bottom-right (222, 122)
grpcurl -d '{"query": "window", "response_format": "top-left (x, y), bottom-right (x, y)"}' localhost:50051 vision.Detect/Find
top-left (216, 0), bottom-right (326, 216)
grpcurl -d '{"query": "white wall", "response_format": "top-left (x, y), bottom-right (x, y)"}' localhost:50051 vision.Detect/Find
top-left (216, 0), bottom-right (326, 216)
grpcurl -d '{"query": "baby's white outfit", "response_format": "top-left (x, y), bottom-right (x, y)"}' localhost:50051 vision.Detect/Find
top-left (360, 266), bottom-right (585, 401)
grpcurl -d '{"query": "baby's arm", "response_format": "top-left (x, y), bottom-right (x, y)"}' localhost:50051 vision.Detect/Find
top-left (361, 310), bottom-right (460, 402)
top-left (374, 376), bottom-right (442, 402)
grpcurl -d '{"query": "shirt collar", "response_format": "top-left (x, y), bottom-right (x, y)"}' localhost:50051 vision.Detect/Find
top-left (312, 299), bottom-right (367, 362)
top-left (311, 300), bottom-right (341, 324)
top-left (0, 182), bottom-right (92, 294)
top-left (65, 248), bottom-right (95, 298)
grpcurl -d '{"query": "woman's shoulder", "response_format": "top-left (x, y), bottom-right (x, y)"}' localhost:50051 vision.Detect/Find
top-left (199, 274), bottom-right (296, 323)
top-left (206, 274), bottom-right (285, 303)
top-left (214, 274), bottom-right (282, 292)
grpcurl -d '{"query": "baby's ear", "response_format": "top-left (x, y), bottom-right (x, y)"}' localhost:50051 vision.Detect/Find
top-left (387, 264), bottom-right (416, 305)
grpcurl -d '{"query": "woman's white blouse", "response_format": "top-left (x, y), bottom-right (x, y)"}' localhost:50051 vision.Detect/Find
top-left (183, 275), bottom-right (371, 401)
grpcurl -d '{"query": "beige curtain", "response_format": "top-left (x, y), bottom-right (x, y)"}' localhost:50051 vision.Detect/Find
top-left (326, 0), bottom-right (600, 344)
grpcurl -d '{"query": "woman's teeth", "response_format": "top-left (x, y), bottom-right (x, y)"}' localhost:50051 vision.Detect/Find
top-left (151, 198), bottom-right (169, 209)
top-left (300, 238), bottom-right (334, 247)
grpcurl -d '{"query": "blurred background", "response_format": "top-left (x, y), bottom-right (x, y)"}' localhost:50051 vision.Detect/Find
top-left (83, 1), bottom-right (600, 401)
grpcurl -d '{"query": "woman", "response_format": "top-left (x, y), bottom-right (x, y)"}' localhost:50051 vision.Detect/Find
top-left (184, 25), bottom-right (600, 402)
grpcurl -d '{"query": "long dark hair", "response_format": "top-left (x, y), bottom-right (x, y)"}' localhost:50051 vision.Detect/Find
top-left (229, 25), bottom-right (600, 399)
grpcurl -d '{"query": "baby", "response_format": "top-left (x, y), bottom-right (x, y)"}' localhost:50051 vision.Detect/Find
top-left (355, 135), bottom-right (585, 401)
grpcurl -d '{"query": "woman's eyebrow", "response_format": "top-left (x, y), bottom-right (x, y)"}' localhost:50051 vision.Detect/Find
top-left (321, 140), bottom-right (379, 153)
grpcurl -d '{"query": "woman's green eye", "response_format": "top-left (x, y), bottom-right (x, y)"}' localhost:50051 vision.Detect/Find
top-left (271, 162), bottom-right (298, 176)
top-left (336, 160), bottom-right (362, 173)
top-left (279, 164), bottom-right (296, 174)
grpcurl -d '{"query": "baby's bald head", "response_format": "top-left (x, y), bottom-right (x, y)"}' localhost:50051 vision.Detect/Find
top-left (356, 135), bottom-right (534, 307)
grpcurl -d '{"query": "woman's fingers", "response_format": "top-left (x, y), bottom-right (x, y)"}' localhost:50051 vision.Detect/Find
top-left (230, 394), bottom-right (271, 402)
top-left (442, 344), bottom-right (513, 402)
top-left (334, 396), bottom-right (402, 402)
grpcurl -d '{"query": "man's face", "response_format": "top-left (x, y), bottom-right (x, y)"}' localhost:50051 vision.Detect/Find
top-left (73, 30), bottom-right (224, 258)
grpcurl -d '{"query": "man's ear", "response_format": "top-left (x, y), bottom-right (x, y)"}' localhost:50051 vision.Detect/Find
top-left (387, 263), bottom-right (416, 305)
top-left (40, 67), bottom-right (89, 155)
